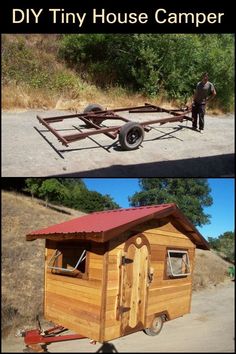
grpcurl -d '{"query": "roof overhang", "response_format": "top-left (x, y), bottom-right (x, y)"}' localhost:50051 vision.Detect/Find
top-left (26, 204), bottom-right (209, 250)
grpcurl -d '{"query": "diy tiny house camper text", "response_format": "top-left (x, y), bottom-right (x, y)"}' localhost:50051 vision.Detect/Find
top-left (12, 8), bottom-right (224, 27)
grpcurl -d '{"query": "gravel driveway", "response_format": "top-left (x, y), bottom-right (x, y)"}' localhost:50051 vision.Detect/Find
top-left (2, 109), bottom-right (234, 177)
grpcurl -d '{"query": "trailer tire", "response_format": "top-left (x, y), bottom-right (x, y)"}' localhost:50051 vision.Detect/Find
top-left (83, 104), bottom-right (104, 126)
top-left (119, 122), bottom-right (144, 150)
top-left (143, 316), bottom-right (163, 336)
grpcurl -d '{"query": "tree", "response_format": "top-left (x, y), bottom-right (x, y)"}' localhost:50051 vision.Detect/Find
top-left (208, 231), bottom-right (235, 263)
top-left (38, 179), bottom-right (69, 207)
top-left (59, 34), bottom-right (234, 110)
top-left (71, 190), bottom-right (120, 213)
top-left (57, 178), bottom-right (87, 190)
top-left (129, 178), bottom-right (213, 227)
top-left (24, 178), bottom-right (44, 199)
top-left (17, 178), bottom-right (120, 212)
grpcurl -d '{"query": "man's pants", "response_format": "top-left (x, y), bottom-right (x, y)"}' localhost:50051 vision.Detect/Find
top-left (192, 103), bottom-right (205, 130)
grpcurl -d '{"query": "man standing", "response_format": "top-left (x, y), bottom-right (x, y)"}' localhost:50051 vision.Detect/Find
top-left (192, 72), bottom-right (216, 133)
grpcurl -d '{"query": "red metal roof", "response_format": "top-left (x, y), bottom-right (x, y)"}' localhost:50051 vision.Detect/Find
top-left (28, 204), bottom-right (175, 235)
top-left (26, 204), bottom-right (209, 249)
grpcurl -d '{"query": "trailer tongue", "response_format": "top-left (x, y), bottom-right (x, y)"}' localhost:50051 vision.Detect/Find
top-left (17, 317), bottom-right (96, 352)
top-left (36, 103), bottom-right (192, 151)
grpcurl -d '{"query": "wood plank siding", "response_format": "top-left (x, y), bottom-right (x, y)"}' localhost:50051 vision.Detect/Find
top-left (102, 219), bottom-right (195, 342)
top-left (44, 217), bottom-right (196, 343)
top-left (44, 240), bottom-right (105, 342)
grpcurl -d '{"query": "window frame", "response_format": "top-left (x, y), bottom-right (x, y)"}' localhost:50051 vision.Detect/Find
top-left (166, 249), bottom-right (191, 278)
top-left (47, 242), bottom-right (90, 279)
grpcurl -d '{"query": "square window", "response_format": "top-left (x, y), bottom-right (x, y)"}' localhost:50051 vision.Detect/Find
top-left (47, 244), bottom-right (88, 278)
top-left (167, 250), bottom-right (190, 277)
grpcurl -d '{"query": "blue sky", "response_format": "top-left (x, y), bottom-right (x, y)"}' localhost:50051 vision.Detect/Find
top-left (83, 178), bottom-right (235, 240)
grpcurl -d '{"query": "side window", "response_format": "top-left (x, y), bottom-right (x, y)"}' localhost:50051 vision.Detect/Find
top-left (166, 250), bottom-right (190, 278)
top-left (47, 243), bottom-right (89, 278)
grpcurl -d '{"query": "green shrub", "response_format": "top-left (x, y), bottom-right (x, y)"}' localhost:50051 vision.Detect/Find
top-left (208, 231), bottom-right (235, 263)
top-left (59, 34), bottom-right (234, 111)
top-left (2, 36), bottom-right (83, 95)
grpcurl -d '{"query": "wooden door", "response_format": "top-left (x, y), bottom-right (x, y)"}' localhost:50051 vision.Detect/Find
top-left (120, 235), bottom-right (150, 336)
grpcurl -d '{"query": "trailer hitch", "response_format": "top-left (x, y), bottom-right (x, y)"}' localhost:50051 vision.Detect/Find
top-left (16, 319), bottom-right (96, 352)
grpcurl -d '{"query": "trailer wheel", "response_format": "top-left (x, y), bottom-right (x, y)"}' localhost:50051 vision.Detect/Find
top-left (143, 316), bottom-right (163, 336)
top-left (83, 104), bottom-right (104, 126)
top-left (119, 122), bottom-right (144, 150)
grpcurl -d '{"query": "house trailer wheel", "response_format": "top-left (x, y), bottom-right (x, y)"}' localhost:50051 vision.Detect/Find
top-left (144, 316), bottom-right (163, 336)
top-left (83, 104), bottom-right (104, 126)
top-left (119, 122), bottom-right (144, 150)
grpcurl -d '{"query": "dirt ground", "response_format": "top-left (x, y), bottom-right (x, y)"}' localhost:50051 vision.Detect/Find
top-left (2, 280), bottom-right (234, 353)
top-left (1, 109), bottom-right (234, 177)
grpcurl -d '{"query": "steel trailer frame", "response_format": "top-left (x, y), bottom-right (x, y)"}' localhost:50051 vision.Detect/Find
top-left (37, 103), bottom-right (192, 151)
top-left (18, 324), bottom-right (96, 352)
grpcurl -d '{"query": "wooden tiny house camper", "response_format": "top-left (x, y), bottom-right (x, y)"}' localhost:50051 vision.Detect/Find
top-left (26, 204), bottom-right (209, 343)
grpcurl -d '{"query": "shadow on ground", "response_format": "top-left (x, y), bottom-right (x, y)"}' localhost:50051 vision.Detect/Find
top-left (50, 153), bottom-right (234, 177)
top-left (96, 342), bottom-right (118, 353)
top-left (34, 125), bottom-right (186, 159)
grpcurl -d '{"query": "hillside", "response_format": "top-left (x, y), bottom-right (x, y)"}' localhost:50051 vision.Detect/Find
top-left (1, 191), bottom-right (85, 337)
top-left (1, 191), bottom-right (231, 338)
top-left (1, 34), bottom-right (162, 111)
top-left (2, 34), bottom-right (234, 112)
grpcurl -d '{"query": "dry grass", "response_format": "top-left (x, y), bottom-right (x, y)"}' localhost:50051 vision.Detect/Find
top-left (2, 34), bottom-right (226, 114)
top-left (1, 34), bottom-right (191, 112)
top-left (2, 191), bottom-right (231, 338)
top-left (193, 249), bottom-right (230, 291)
top-left (2, 82), bottom-right (176, 113)
top-left (2, 83), bottom-right (57, 110)
top-left (1, 191), bottom-right (84, 338)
